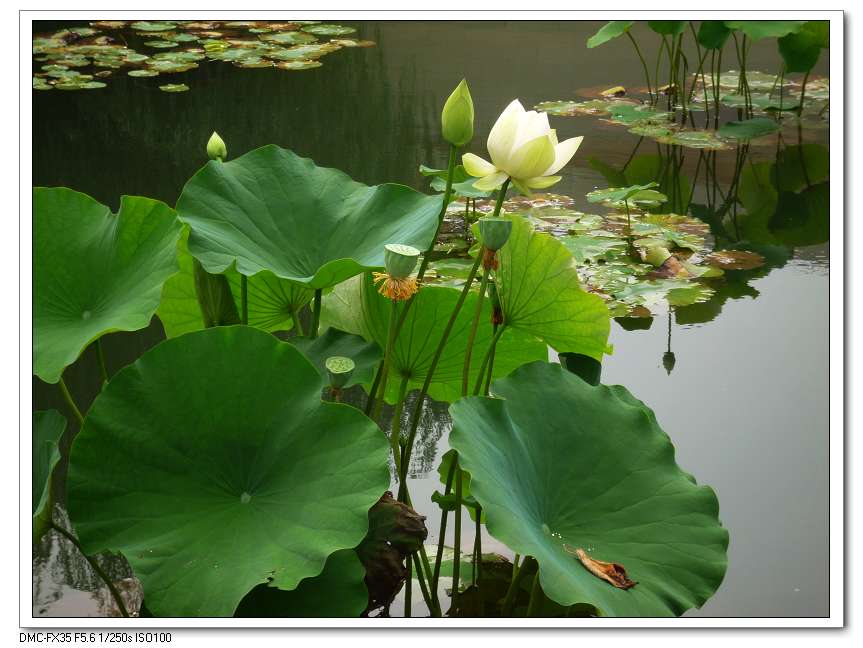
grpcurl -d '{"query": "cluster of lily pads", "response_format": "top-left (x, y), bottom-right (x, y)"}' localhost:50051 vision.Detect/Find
top-left (536, 20), bottom-right (829, 151)
top-left (33, 20), bottom-right (372, 92)
top-left (34, 79), bottom-right (730, 619)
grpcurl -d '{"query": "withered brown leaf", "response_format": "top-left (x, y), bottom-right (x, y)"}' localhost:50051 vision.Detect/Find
top-left (566, 545), bottom-right (637, 590)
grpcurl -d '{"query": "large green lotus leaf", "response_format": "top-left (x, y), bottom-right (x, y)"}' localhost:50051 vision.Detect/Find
top-left (157, 229), bottom-right (312, 337)
top-left (66, 326), bottom-right (390, 617)
top-left (234, 549), bottom-right (367, 617)
top-left (723, 20), bottom-right (806, 41)
top-left (321, 274), bottom-right (547, 404)
top-left (449, 361), bottom-right (729, 617)
top-left (176, 145), bottom-right (444, 290)
top-left (497, 216), bottom-right (611, 361)
top-left (586, 21), bottom-right (633, 48)
top-left (778, 25), bottom-right (824, 74)
top-left (33, 410), bottom-right (66, 542)
top-left (697, 21), bottom-right (732, 49)
top-left (34, 188), bottom-right (182, 383)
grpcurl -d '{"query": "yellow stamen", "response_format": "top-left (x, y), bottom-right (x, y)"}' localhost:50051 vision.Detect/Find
top-left (373, 272), bottom-right (420, 301)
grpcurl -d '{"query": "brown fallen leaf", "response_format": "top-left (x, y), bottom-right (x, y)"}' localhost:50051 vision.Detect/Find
top-left (567, 545), bottom-right (637, 590)
top-left (600, 86), bottom-right (626, 98)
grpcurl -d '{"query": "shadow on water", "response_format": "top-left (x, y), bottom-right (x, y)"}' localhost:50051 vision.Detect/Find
top-left (32, 20), bottom-right (829, 618)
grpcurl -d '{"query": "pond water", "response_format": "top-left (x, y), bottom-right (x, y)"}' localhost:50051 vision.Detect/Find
top-left (32, 20), bottom-right (829, 618)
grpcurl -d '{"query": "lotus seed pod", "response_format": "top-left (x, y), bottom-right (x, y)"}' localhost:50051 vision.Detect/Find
top-left (644, 246), bottom-right (672, 267)
top-left (325, 356), bottom-right (355, 388)
top-left (384, 243), bottom-right (421, 279)
top-left (207, 131), bottom-right (227, 162)
top-left (441, 78), bottom-right (475, 147)
top-left (478, 217), bottom-right (513, 251)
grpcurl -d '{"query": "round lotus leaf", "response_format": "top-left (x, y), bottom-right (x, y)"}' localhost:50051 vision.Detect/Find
top-left (176, 145), bottom-right (443, 290)
top-left (128, 69), bottom-right (159, 77)
top-left (67, 326), bottom-right (390, 617)
top-left (302, 24), bottom-right (356, 36)
top-left (276, 60), bottom-right (323, 70)
top-left (449, 361), bottom-right (729, 616)
top-left (261, 31), bottom-right (318, 45)
top-left (131, 21), bottom-right (176, 32)
top-left (34, 188), bottom-right (182, 384)
top-left (159, 83), bottom-right (189, 92)
top-left (586, 21), bottom-right (633, 48)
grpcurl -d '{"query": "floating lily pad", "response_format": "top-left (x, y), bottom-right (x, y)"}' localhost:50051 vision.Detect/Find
top-left (145, 40), bottom-right (179, 49)
top-left (261, 31), bottom-right (318, 45)
top-left (159, 83), bottom-right (189, 92)
top-left (704, 250), bottom-right (767, 270)
top-left (34, 188), bottom-right (182, 384)
top-left (176, 145), bottom-right (443, 290)
top-left (276, 60), bottom-right (322, 70)
top-left (302, 24), bottom-right (356, 36)
top-left (449, 361), bottom-right (729, 616)
top-left (128, 69), bottom-right (159, 77)
top-left (67, 326), bottom-right (389, 617)
top-left (131, 21), bottom-right (176, 32)
top-left (330, 38), bottom-right (376, 48)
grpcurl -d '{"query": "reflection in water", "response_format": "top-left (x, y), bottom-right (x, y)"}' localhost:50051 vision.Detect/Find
top-left (33, 506), bottom-right (141, 617)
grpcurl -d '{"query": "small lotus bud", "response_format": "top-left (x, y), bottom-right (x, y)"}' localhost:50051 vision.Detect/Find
top-left (325, 356), bottom-right (355, 388)
top-left (441, 79), bottom-right (474, 147)
top-left (478, 217), bottom-right (512, 251)
top-left (207, 131), bottom-right (227, 162)
top-left (384, 243), bottom-right (420, 280)
top-left (644, 246), bottom-right (672, 267)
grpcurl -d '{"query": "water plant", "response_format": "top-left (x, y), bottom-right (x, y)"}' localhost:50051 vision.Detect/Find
top-left (33, 76), bottom-right (732, 620)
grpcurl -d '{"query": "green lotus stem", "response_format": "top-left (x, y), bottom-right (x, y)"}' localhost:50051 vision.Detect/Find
top-left (463, 199), bottom-right (470, 237)
top-left (364, 361), bottom-right (383, 416)
top-left (291, 306), bottom-right (305, 337)
top-left (405, 555), bottom-right (412, 617)
top-left (653, 36), bottom-right (666, 106)
top-left (432, 457), bottom-right (458, 596)
top-left (412, 553), bottom-right (436, 618)
top-left (451, 459), bottom-right (464, 611)
top-left (416, 144), bottom-right (459, 285)
top-left (798, 70), bottom-right (811, 113)
top-left (50, 522), bottom-right (129, 618)
top-left (95, 338), bottom-right (108, 385)
top-left (625, 31), bottom-right (653, 100)
top-left (310, 289), bottom-right (322, 339)
top-left (461, 263), bottom-right (490, 396)
top-left (372, 299), bottom-right (401, 424)
top-left (481, 324), bottom-right (498, 396)
top-left (240, 275), bottom-right (248, 325)
top-left (501, 555), bottom-right (535, 617)
top-left (388, 375), bottom-right (409, 475)
top-left (473, 508), bottom-right (482, 587)
top-left (472, 325), bottom-right (506, 396)
top-left (526, 569), bottom-right (543, 617)
top-left (398, 486), bottom-right (442, 616)
top-left (58, 376), bottom-right (84, 426)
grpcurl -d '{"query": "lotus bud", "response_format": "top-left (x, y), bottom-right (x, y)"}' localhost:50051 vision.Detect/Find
top-left (478, 217), bottom-right (512, 251)
top-left (325, 356), bottom-right (355, 389)
top-left (441, 79), bottom-right (474, 147)
top-left (384, 244), bottom-right (421, 280)
top-left (207, 131), bottom-right (227, 162)
top-left (644, 246), bottom-right (672, 267)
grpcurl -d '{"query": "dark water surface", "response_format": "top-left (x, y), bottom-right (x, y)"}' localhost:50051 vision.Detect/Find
top-left (33, 20), bottom-right (829, 618)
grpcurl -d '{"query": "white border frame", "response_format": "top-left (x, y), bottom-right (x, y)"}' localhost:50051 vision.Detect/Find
top-left (16, 7), bottom-right (844, 630)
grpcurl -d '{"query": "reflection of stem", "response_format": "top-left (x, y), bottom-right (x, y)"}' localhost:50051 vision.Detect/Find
top-left (472, 325), bottom-right (506, 396)
top-left (58, 376), bottom-right (84, 426)
top-left (667, 312), bottom-right (672, 353)
top-left (95, 339), bottom-right (108, 385)
top-left (686, 152), bottom-right (705, 212)
top-left (623, 136), bottom-right (643, 173)
top-left (50, 522), bottom-right (129, 618)
top-left (625, 201), bottom-right (634, 257)
top-left (461, 264), bottom-right (490, 396)
top-left (626, 31), bottom-right (653, 100)
top-left (310, 289), bottom-right (322, 339)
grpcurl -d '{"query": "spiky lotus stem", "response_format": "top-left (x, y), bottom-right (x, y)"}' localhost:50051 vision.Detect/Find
top-left (373, 272), bottom-right (420, 302)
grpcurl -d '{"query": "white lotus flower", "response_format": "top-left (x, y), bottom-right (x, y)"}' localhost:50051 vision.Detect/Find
top-left (463, 99), bottom-right (583, 194)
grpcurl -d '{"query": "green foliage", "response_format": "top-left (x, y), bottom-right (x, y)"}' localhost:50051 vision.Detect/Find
top-left (586, 21), bottom-right (633, 48)
top-left (67, 326), bottom-right (390, 616)
top-left (33, 410), bottom-right (66, 542)
top-left (723, 20), bottom-right (806, 41)
top-left (647, 21), bottom-right (686, 35)
top-left (697, 21), bottom-right (732, 50)
top-left (290, 327), bottom-right (382, 389)
top-left (34, 187), bottom-right (182, 384)
top-left (718, 117), bottom-right (781, 140)
top-left (176, 145), bottom-right (443, 290)
top-left (449, 361), bottom-right (729, 616)
top-left (321, 274), bottom-right (547, 403)
top-left (496, 216), bottom-right (611, 361)
top-left (778, 21), bottom-right (828, 73)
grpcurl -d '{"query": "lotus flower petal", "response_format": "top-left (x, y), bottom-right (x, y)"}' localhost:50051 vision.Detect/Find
top-left (462, 153), bottom-right (497, 178)
top-left (545, 136), bottom-right (584, 175)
